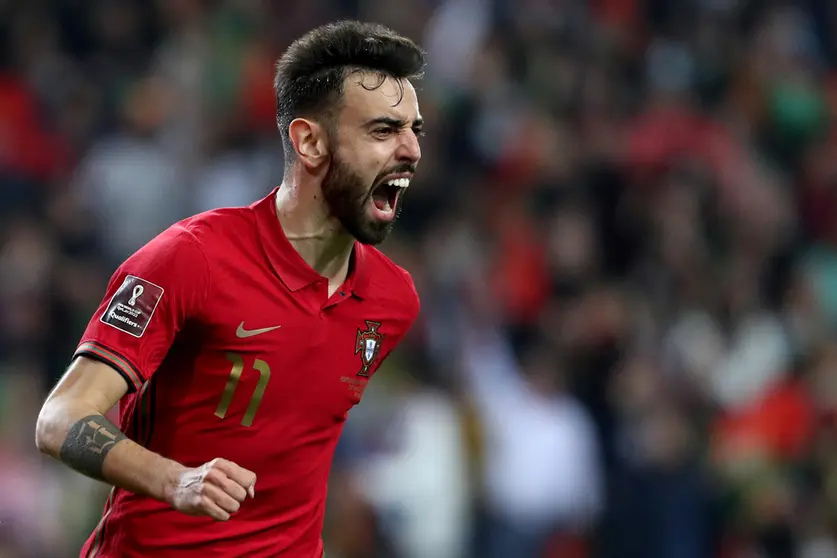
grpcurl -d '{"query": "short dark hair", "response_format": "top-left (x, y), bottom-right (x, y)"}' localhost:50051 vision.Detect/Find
top-left (274, 20), bottom-right (426, 161)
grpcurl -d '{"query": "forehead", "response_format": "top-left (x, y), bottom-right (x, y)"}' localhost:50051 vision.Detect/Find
top-left (339, 72), bottom-right (420, 123)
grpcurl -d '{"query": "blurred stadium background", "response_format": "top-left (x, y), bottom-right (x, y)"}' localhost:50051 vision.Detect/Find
top-left (3, 0), bottom-right (837, 557)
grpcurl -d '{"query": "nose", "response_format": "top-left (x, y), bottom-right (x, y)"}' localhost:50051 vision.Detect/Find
top-left (396, 129), bottom-right (421, 164)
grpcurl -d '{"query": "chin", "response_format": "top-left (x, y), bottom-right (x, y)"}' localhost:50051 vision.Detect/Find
top-left (353, 225), bottom-right (393, 246)
top-left (348, 216), bottom-right (396, 246)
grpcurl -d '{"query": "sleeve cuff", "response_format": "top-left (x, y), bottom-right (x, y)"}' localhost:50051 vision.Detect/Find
top-left (74, 341), bottom-right (145, 393)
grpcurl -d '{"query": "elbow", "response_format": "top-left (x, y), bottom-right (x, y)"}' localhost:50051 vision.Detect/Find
top-left (35, 401), bottom-right (62, 457)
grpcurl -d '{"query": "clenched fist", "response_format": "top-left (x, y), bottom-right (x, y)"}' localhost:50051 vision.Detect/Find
top-left (168, 458), bottom-right (257, 521)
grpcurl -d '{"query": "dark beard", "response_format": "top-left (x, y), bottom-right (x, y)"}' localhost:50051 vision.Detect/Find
top-left (321, 152), bottom-right (406, 246)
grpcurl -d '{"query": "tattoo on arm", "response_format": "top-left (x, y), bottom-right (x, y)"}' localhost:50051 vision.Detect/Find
top-left (59, 414), bottom-right (127, 481)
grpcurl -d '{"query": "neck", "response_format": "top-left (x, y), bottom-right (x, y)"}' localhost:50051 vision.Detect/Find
top-left (274, 177), bottom-right (355, 284)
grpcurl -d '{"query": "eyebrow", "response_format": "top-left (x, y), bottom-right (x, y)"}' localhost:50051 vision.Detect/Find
top-left (364, 116), bottom-right (424, 129)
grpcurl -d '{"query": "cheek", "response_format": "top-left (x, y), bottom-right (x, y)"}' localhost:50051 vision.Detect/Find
top-left (340, 141), bottom-right (390, 185)
top-left (345, 145), bottom-right (384, 175)
top-left (365, 145), bottom-right (388, 169)
top-left (363, 155), bottom-right (388, 182)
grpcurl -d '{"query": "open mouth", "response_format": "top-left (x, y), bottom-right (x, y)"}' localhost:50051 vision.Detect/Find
top-left (371, 176), bottom-right (410, 215)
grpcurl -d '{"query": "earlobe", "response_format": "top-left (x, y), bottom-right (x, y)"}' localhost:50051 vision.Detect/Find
top-left (288, 118), bottom-right (327, 168)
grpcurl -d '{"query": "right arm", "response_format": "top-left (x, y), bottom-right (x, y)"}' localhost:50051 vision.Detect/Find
top-left (36, 356), bottom-right (184, 502)
top-left (36, 226), bottom-right (256, 520)
top-left (36, 357), bottom-right (254, 520)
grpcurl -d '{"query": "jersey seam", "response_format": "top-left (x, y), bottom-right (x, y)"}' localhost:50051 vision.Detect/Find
top-left (74, 342), bottom-right (142, 393)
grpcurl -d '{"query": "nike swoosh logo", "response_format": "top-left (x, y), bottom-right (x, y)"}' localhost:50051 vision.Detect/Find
top-left (236, 322), bottom-right (282, 338)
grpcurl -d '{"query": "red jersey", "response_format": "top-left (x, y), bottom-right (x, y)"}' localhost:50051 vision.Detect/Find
top-left (74, 188), bottom-right (420, 557)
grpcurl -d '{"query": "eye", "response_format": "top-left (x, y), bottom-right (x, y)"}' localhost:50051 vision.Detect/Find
top-left (372, 127), bottom-right (395, 138)
top-left (413, 128), bottom-right (425, 138)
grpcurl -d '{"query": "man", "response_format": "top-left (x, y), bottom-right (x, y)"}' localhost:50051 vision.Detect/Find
top-left (35, 20), bottom-right (424, 558)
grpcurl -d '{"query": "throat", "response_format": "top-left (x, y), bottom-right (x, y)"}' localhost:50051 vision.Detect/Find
top-left (327, 281), bottom-right (344, 298)
top-left (275, 194), bottom-right (354, 284)
top-left (287, 233), bottom-right (354, 283)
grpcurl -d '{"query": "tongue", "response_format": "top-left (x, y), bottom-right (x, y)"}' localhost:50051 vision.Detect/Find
top-left (372, 190), bottom-right (391, 211)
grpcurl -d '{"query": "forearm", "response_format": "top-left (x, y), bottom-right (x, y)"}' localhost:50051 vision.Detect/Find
top-left (36, 403), bottom-right (185, 503)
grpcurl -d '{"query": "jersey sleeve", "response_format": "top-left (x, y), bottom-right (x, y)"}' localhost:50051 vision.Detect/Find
top-left (399, 268), bottom-right (421, 324)
top-left (74, 226), bottom-right (211, 392)
top-left (376, 268), bottom-right (421, 369)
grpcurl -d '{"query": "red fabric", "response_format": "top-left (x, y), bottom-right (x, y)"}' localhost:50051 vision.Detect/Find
top-left (590, 0), bottom-right (639, 30)
top-left (714, 379), bottom-right (816, 462)
top-left (799, 178), bottom-right (837, 242)
top-left (0, 73), bottom-right (68, 180)
top-left (491, 211), bottom-right (550, 325)
top-left (623, 105), bottom-right (707, 170)
top-left (798, 134), bottom-right (837, 243)
top-left (543, 533), bottom-right (589, 558)
top-left (77, 190), bottom-right (420, 557)
top-left (240, 43), bottom-right (279, 132)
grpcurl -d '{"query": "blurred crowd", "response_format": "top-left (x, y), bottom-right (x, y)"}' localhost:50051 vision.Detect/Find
top-left (3, 0), bottom-right (837, 557)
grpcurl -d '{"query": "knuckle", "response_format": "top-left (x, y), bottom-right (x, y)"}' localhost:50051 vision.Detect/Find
top-left (204, 469), bottom-right (221, 483)
top-left (221, 479), bottom-right (238, 495)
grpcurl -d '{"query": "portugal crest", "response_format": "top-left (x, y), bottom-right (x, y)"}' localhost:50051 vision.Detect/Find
top-left (355, 321), bottom-right (384, 377)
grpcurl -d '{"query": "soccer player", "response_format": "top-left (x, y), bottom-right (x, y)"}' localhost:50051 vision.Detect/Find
top-left (35, 20), bottom-right (424, 558)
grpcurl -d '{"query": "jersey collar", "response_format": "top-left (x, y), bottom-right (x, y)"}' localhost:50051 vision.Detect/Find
top-left (253, 187), bottom-right (371, 298)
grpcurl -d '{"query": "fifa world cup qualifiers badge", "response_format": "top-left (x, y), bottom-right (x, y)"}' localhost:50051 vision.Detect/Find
top-left (100, 275), bottom-right (165, 337)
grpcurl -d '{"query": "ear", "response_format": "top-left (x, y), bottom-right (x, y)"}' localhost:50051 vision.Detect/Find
top-left (288, 118), bottom-right (329, 169)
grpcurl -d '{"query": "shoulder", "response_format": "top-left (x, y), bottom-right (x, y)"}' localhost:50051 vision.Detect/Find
top-left (361, 245), bottom-right (420, 319)
top-left (176, 205), bottom-right (256, 245)
top-left (130, 205), bottom-right (257, 273)
top-left (162, 205), bottom-right (262, 270)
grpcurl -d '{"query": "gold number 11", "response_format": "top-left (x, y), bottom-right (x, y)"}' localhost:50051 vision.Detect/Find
top-left (214, 352), bottom-right (271, 427)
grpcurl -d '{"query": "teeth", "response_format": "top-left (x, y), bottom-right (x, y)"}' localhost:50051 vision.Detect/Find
top-left (385, 177), bottom-right (411, 188)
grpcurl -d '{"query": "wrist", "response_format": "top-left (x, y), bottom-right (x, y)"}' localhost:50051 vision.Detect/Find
top-left (159, 461), bottom-right (188, 505)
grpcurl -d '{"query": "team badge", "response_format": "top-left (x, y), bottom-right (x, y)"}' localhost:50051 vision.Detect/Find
top-left (355, 320), bottom-right (384, 377)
